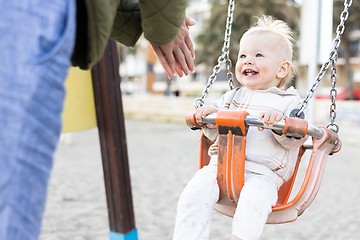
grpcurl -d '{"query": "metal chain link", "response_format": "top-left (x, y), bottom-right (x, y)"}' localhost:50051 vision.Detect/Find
top-left (297, 0), bottom-right (352, 133)
top-left (327, 58), bottom-right (339, 132)
top-left (194, 0), bottom-right (235, 109)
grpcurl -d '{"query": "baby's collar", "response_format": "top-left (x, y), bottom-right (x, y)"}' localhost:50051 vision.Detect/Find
top-left (243, 86), bottom-right (298, 96)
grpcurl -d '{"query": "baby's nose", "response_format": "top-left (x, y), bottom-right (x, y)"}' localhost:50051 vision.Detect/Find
top-left (243, 58), bottom-right (253, 65)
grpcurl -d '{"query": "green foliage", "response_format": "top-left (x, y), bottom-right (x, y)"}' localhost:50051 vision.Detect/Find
top-left (195, 0), bottom-right (300, 70)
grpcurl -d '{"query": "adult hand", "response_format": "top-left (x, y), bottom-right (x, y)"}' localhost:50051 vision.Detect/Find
top-left (150, 16), bottom-right (196, 79)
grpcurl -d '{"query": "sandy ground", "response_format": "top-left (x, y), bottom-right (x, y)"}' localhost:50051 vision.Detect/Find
top-left (40, 119), bottom-right (360, 240)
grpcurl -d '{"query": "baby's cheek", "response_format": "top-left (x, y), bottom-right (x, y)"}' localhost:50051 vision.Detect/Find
top-left (235, 62), bottom-right (243, 82)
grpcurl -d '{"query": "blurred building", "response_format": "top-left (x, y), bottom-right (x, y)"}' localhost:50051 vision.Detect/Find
top-left (298, 0), bottom-right (360, 100)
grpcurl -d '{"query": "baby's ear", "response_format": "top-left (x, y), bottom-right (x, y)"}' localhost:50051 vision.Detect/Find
top-left (277, 61), bottom-right (290, 79)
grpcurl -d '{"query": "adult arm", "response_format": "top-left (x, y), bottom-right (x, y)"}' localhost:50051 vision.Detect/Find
top-left (139, 0), bottom-right (194, 79)
top-left (110, 0), bottom-right (143, 47)
top-left (150, 16), bottom-right (195, 79)
top-left (111, 0), bottom-right (195, 78)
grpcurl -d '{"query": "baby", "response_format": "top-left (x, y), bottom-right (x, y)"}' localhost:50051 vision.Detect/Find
top-left (172, 16), bottom-right (307, 240)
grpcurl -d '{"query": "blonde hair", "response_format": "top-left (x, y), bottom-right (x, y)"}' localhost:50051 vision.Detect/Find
top-left (242, 16), bottom-right (296, 87)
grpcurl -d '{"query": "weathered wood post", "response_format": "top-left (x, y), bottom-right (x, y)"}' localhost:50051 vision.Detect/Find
top-left (91, 39), bottom-right (138, 240)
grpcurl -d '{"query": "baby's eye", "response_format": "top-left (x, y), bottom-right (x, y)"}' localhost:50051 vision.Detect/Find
top-left (239, 54), bottom-right (246, 59)
top-left (256, 53), bottom-right (263, 57)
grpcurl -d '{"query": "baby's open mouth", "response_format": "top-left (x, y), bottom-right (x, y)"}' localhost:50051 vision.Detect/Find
top-left (243, 69), bottom-right (258, 76)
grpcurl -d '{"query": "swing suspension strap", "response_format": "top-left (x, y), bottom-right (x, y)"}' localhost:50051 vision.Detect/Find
top-left (194, 0), bottom-right (235, 109)
top-left (297, 0), bottom-right (353, 133)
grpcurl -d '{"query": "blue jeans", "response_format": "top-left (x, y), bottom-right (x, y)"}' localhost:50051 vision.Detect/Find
top-left (0, 0), bottom-right (76, 239)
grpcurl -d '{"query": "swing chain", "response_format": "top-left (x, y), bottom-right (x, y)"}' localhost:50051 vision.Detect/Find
top-left (226, 50), bottom-right (235, 91)
top-left (296, 0), bottom-right (352, 133)
top-left (225, 0), bottom-right (235, 91)
top-left (194, 0), bottom-right (235, 109)
top-left (327, 58), bottom-right (339, 133)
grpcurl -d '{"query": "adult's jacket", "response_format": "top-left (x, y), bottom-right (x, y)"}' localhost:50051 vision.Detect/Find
top-left (72, 0), bottom-right (188, 70)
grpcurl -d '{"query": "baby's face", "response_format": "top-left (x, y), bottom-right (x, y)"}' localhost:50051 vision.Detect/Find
top-left (235, 32), bottom-right (288, 90)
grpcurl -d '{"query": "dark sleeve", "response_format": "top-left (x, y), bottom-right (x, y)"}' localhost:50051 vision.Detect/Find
top-left (110, 0), bottom-right (143, 47)
top-left (138, 0), bottom-right (189, 45)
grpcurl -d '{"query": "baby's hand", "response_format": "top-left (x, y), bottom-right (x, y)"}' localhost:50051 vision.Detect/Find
top-left (195, 106), bottom-right (218, 127)
top-left (258, 111), bottom-right (283, 134)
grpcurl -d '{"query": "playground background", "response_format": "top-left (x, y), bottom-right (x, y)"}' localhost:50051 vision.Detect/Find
top-left (40, 96), bottom-right (360, 240)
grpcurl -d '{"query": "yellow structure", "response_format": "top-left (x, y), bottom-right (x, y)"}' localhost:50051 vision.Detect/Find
top-left (61, 67), bottom-right (97, 133)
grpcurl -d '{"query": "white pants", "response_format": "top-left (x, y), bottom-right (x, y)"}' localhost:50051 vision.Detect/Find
top-left (173, 157), bottom-right (278, 240)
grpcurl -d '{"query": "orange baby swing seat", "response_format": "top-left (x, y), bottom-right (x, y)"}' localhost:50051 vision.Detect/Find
top-left (186, 110), bottom-right (341, 224)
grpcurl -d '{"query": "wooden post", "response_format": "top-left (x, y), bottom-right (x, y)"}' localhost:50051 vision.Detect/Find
top-left (91, 40), bottom-right (138, 240)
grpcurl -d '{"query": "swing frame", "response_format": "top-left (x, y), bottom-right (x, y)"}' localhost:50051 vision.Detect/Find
top-left (186, 110), bottom-right (341, 224)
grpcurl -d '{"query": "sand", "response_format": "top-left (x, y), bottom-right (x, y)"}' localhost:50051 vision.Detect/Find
top-left (40, 119), bottom-right (360, 240)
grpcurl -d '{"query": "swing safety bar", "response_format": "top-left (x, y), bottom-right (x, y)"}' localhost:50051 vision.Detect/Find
top-left (198, 112), bottom-right (323, 138)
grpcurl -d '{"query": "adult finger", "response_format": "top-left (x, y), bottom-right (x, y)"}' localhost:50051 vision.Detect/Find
top-left (173, 47), bottom-right (190, 76)
top-left (180, 43), bottom-right (195, 72)
top-left (185, 16), bottom-right (196, 28)
top-left (185, 35), bottom-right (195, 60)
top-left (175, 61), bottom-right (184, 78)
top-left (151, 44), bottom-right (173, 79)
top-left (159, 45), bottom-right (177, 76)
top-left (184, 16), bottom-right (196, 59)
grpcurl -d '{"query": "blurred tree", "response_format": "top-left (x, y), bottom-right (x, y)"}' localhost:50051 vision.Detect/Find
top-left (195, 0), bottom-right (300, 76)
top-left (333, 0), bottom-right (360, 100)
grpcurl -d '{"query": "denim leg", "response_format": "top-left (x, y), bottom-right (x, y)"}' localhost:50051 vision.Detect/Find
top-left (0, 0), bottom-right (76, 239)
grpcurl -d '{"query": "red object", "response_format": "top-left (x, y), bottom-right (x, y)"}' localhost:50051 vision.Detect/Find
top-left (315, 88), bottom-right (360, 100)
